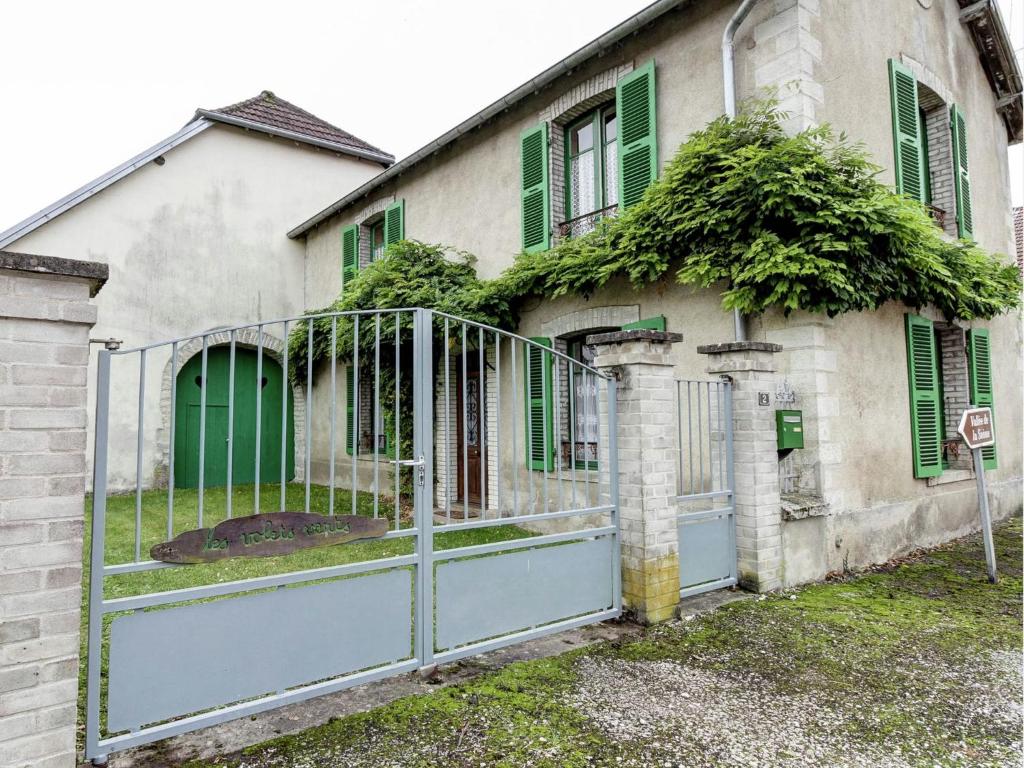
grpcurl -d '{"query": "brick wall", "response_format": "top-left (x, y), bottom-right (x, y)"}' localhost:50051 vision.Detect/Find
top-left (0, 252), bottom-right (106, 768)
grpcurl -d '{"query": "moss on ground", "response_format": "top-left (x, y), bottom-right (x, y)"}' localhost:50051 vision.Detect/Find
top-left (185, 516), bottom-right (1023, 768)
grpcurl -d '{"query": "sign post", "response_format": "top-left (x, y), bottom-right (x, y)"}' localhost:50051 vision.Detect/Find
top-left (957, 406), bottom-right (997, 583)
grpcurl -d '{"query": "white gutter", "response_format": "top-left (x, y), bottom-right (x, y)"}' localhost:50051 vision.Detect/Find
top-left (287, 0), bottom-right (689, 239)
top-left (722, 0), bottom-right (761, 341)
top-left (196, 110), bottom-right (395, 166)
top-left (0, 119), bottom-right (213, 249)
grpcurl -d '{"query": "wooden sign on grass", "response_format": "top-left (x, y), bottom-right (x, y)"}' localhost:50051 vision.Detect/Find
top-left (150, 512), bottom-right (389, 564)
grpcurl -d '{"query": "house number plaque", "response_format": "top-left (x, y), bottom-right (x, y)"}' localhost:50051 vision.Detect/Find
top-left (150, 512), bottom-right (389, 564)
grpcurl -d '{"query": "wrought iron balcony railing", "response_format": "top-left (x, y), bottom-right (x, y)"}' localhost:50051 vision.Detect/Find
top-left (926, 204), bottom-right (947, 229)
top-left (557, 205), bottom-right (619, 239)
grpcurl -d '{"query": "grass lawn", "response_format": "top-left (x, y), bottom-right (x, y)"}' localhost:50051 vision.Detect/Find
top-left (181, 515), bottom-right (1023, 768)
top-left (79, 483), bottom-right (532, 749)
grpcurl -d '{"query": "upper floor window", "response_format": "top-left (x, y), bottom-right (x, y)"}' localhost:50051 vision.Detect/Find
top-left (565, 105), bottom-right (619, 237)
top-left (369, 219), bottom-right (386, 261)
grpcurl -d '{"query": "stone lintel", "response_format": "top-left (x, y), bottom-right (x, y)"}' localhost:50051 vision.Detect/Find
top-left (697, 341), bottom-right (782, 355)
top-left (586, 329), bottom-right (683, 346)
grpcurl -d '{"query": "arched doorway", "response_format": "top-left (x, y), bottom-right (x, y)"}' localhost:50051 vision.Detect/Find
top-left (173, 347), bottom-right (295, 488)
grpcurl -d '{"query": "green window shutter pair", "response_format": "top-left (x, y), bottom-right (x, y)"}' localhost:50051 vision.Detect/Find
top-left (524, 337), bottom-right (555, 471)
top-left (888, 59), bottom-right (926, 203)
top-left (616, 60), bottom-right (658, 210)
top-left (519, 60), bottom-right (658, 249)
top-left (967, 328), bottom-right (996, 469)
top-left (904, 314), bottom-right (943, 478)
top-left (341, 225), bottom-right (359, 290)
top-left (950, 105), bottom-right (973, 240)
top-left (341, 200), bottom-right (405, 288)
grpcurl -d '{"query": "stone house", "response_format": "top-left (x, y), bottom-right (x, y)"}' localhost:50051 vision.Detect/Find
top-left (0, 92), bottom-right (393, 489)
top-left (290, 0), bottom-right (1023, 590)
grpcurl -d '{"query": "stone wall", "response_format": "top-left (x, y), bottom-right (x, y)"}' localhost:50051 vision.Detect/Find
top-left (0, 251), bottom-right (106, 768)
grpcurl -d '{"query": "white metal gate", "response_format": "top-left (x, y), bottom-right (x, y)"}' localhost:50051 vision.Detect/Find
top-left (675, 378), bottom-right (737, 597)
top-left (85, 308), bottom-right (619, 764)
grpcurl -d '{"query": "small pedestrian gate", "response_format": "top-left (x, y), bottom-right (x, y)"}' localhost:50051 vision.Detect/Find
top-left (674, 379), bottom-right (737, 597)
top-left (85, 309), bottom-right (620, 764)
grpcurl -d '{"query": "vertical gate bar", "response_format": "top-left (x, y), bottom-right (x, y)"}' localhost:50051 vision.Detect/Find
top-left (541, 344), bottom-right (549, 516)
top-left (697, 382), bottom-right (704, 494)
top-left (329, 316), bottom-right (337, 517)
top-left (352, 315), bottom-right (360, 516)
top-left (494, 331), bottom-right (502, 515)
top-left (553, 353), bottom-right (563, 514)
top-left (705, 383), bottom-right (712, 492)
top-left (281, 320), bottom-right (289, 512)
top-left (394, 312), bottom-right (401, 529)
top-left (568, 363), bottom-right (577, 509)
top-left (304, 322), bottom-right (313, 513)
top-left (724, 381), bottom-right (737, 583)
top-left (197, 336), bottom-right (209, 527)
top-left (607, 376), bottom-right (621, 614)
top-left (583, 369), bottom-right (591, 508)
top-left (413, 308), bottom-right (434, 672)
top-left (85, 351), bottom-right (111, 764)
top-left (226, 331), bottom-right (235, 519)
top-left (167, 342), bottom-right (177, 539)
top-left (478, 326), bottom-right (485, 517)
top-left (676, 380), bottom-right (683, 496)
top-left (374, 315), bottom-right (381, 519)
top-left (443, 319), bottom-right (451, 523)
top-left (255, 326), bottom-right (263, 515)
top-left (525, 343), bottom-right (534, 513)
top-left (687, 381), bottom-right (694, 495)
top-left (134, 348), bottom-right (145, 562)
top-left (510, 339), bottom-right (519, 515)
top-left (717, 383), bottom-right (725, 495)
top-left (461, 323), bottom-right (468, 520)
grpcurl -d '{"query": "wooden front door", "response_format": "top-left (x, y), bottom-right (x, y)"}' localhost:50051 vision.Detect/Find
top-left (456, 367), bottom-right (486, 507)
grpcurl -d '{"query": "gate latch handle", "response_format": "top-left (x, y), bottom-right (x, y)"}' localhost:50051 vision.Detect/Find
top-left (389, 456), bottom-right (426, 487)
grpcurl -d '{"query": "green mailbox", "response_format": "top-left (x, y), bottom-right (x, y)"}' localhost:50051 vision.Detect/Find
top-left (776, 410), bottom-right (804, 450)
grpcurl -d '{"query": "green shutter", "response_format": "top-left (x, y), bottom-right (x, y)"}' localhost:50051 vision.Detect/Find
top-left (341, 224), bottom-right (359, 291)
top-left (524, 337), bottom-right (554, 471)
top-left (384, 200), bottom-right (405, 246)
top-left (520, 123), bottom-right (550, 253)
top-left (616, 60), bottom-right (657, 210)
top-left (888, 59), bottom-right (925, 202)
top-left (622, 315), bottom-right (666, 332)
top-left (950, 105), bottom-right (973, 240)
top-left (905, 314), bottom-right (942, 478)
top-left (967, 328), bottom-right (996, 469)
top-left (345, 366), bottom-right (355, 456)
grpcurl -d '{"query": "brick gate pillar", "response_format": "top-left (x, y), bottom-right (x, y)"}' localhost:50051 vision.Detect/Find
top-left (589, 329), bottom-right (682, 624)
top-left (0, 252), bottom-right (107, 768)
top-left (698, 341), bottom-right (783, 592)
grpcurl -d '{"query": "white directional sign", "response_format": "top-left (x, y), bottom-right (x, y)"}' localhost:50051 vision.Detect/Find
top-left (957, 407), bottom-right (995, 450)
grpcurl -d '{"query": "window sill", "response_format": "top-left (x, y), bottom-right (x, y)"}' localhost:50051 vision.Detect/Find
top-left (781, 492), bottom-right (830, 521)
top-left (926, 468), bottom-right (975, 487)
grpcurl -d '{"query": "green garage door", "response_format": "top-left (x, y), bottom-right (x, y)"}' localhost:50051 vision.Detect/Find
top-left (174, 347), bottom-right (295, 488)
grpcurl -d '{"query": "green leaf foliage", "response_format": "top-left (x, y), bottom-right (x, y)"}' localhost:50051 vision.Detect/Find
top-left (493, 103), bottom-right (1021, 320)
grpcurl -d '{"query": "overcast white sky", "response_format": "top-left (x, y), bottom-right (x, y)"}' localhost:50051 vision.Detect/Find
top-left (1, 0), bottom-right (1021, 230)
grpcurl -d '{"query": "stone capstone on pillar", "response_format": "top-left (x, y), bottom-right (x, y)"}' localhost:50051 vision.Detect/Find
top-left (588, 329), bottom-right (683, 624)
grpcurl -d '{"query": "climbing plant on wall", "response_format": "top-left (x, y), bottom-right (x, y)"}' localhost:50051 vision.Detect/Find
top-left (491, 103), bottom-right (1021, 320)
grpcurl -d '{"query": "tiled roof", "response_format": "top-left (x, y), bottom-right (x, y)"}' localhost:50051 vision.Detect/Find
top-left (204, 91), bottom-right (393, 161)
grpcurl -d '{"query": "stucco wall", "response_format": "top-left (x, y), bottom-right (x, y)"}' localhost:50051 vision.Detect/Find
top-left (8, 125), bottom-right (384, 488)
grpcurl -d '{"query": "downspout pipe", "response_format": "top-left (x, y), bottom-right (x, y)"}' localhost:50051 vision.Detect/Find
top-left (722, 0), bottom-right (761, 341)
